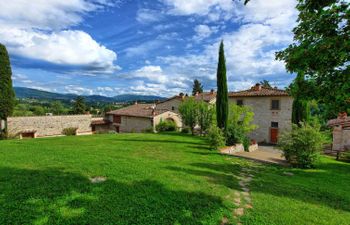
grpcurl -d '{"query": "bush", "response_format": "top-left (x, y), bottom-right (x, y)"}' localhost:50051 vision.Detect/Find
top-left (242, 135), bottom-right (250, 152)
top-left (142, 127), bottom-right (154, 133)
top-left (156, 120), bottom-right (176, 132)
top-left (62, 127), bottom-right (77, 136)
top-left (181, 127), bottom-right (191, 134)
top-left (207, 126), bottom-right (225, 150)
top-left (278, 123), bottom-right (326, 168)
top-left (225, 125), bottom-right (245, 146)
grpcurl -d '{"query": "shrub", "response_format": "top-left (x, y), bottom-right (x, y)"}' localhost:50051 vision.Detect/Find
top-left (225, 125), bottom-right (245, 146)
top-left (181, 127), bottom-right (190, 134)
top-left (62, 127), bottom-right (77, 136)
top-left (242, 135), bottom-right (250, 152)
top-left (278, 123), bottom-right (327, 168)
top-left (156, 120), bottom-right (176, 132)
top-left (207, 126), bottom-right (225, 150)
top-left (142, 127), bottom-right (154, 133)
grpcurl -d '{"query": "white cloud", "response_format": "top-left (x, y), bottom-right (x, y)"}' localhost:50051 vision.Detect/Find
top-left (194, 24), bottom-right (217, 40)
top-left (64, 85), bottom-right (94, 95)
top-left (161, 0), bottom-right (234, 16)
top-left (158, 0), bottom-right (297, 91)
top-left (0, 28), bottom-right (117, 73)
top-left (0, 0), bottom-right (119, 74)
top-left (0, 0), bottom-right (118, 30)
top-left (136, 8), bottom-right (162, 24)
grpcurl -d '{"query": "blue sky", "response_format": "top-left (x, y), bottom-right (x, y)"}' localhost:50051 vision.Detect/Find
top-left (0, 0), bottom-right (297, 97)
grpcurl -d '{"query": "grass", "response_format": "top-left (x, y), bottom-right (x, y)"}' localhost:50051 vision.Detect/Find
top-left (0, 133), bottom-right (349, 224)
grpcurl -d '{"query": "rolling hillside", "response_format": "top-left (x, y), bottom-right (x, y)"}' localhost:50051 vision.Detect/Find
top-left (14, 87), bottom-right (166, 103)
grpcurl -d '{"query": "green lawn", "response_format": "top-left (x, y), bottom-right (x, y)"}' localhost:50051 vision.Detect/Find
top-left (0, 133), bottom-right (349, 225)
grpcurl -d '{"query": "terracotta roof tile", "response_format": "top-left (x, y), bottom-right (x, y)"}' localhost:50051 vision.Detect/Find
top-left (194, 92), bottom-right (217, 102)
top-left (229, 85), bottom-right (289, 97)
top-left (107, 104), bottom-right (168, 118)
top-left (91, 119), bottom-right (111, 125)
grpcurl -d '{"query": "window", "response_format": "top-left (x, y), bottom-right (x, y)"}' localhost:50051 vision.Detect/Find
top-left (236, 99), bottom-right (244, 106)
top-left (172, 106), bottom-right (175, 111)
top-left (271, 122), bottom-right (279, 128)
top-left (271, 100), bottom-right (280, 110)
top-left (113, 115), bottom-right (121, 123)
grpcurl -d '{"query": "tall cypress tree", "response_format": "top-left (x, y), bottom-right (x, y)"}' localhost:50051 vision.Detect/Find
top-left (216, 41), bottom-right (228, 130)
top-left (291, 73), bottom-right (310, 125)
top-left (0, 44), bottom-right (15, 137)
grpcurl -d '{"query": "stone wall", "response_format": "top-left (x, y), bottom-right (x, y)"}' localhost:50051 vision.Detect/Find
top-left (8, 115), bottom-right (92, 137)
top-left (119, 116), bottom-right (153, 133)
top-left (229, 96), bottom-right (293, 143)
top-left (156, 98), bottom-right (182, 113)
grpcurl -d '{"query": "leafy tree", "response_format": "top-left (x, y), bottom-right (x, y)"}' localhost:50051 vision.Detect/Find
top-left (179, 98), bottom-right (198, 135)
top-left (279, 123), bottom-right (327, 168)
top-left (72, 96), bottom-right (86, 114)
top-left (226, 104), bottom-right (257, 146)
top-left (50, 101), bottom-right (66, 115)
top-left (216, 41), bottom-right (229, 130)
top-left (0, 44), bottom-right (15, 137)
top-left (192, 79), bottom-right (204, 96)
top-left (30, 105), bottom-right (45, 116)
top-left (259, 80), bottom-right (272, 88)
top-left (276, 0), bottom-right (350, 119)
top-left (197, 101), bottom-right (214, 135)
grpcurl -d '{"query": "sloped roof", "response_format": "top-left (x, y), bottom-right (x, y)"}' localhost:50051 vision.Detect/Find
top-left (107, 104), bottom-right (168, 118)
top-left (229, 84), bottom-right (289, 97)
top-left (159, 92), bottom-right (216, 104)
top-left (328, 113), bottom-right (350, 128)
top-left (194, 92), bottom-right (217, 102)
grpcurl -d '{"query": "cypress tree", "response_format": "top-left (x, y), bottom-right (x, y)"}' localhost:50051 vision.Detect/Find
top-left (216, 41), bottom-right (229, 130)
top-left (0, 43), bottom-right (15, 137)
top-left (291, 73), bottom-right (310, 125)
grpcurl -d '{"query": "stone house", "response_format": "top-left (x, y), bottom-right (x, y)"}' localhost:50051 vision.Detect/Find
top-left (92, 103), bottom-right (182, 133)
top-left (327, 113), bottom-right (350, 152)
top-left (156, 90), bottom-right (217, 113)
top-left (229, 84), bottom-right (293, 144)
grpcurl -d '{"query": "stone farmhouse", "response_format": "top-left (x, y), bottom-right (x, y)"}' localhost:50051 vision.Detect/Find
top-left (6, 84), bottom-right (293, 144)
top-left (92, 103), bottom-right (182, 133)
top-left (156, 90), bottom-right (217, 113)
top-left (229, 84), bottom-right (293, 144)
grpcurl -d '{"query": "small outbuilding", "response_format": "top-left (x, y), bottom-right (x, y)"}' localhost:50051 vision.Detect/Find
top-left (328, 112), bottom-right (350, 152)
top-left (104, 103), bottom-right (182, 133)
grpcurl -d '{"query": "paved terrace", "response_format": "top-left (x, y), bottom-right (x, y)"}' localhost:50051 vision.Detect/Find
top-left (224, 146), bottom-right (289, 166)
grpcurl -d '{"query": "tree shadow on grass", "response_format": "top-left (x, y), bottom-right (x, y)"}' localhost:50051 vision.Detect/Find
top-left (0, 167), bottom-right (226, 225)
top-left (168, 160), bottom-right (350, 213)
top-left (112, 138), bottom-right (206, 146)
top-left (166, 163), bottom-right (243, 190)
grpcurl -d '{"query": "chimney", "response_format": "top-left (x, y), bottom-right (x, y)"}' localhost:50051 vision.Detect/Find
top-left (195, 91), bottom-right (199, 96)
top-left (210, 89), bottom-right (215, 94)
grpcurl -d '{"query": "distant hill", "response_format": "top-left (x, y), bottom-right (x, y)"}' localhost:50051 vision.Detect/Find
top-left (14, 87), bottom-right (166, 103)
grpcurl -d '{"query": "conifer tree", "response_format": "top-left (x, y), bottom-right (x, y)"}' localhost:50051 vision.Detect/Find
top-left (192, 79), bottom-right (203, 96)
top-left (0, 44), bottom-right (15, 137)
top-left (216, 41), bottom-right (228, 130)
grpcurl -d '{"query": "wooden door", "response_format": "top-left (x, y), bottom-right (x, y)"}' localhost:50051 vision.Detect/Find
top-left (270, 128), bottom-right (279, 144)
